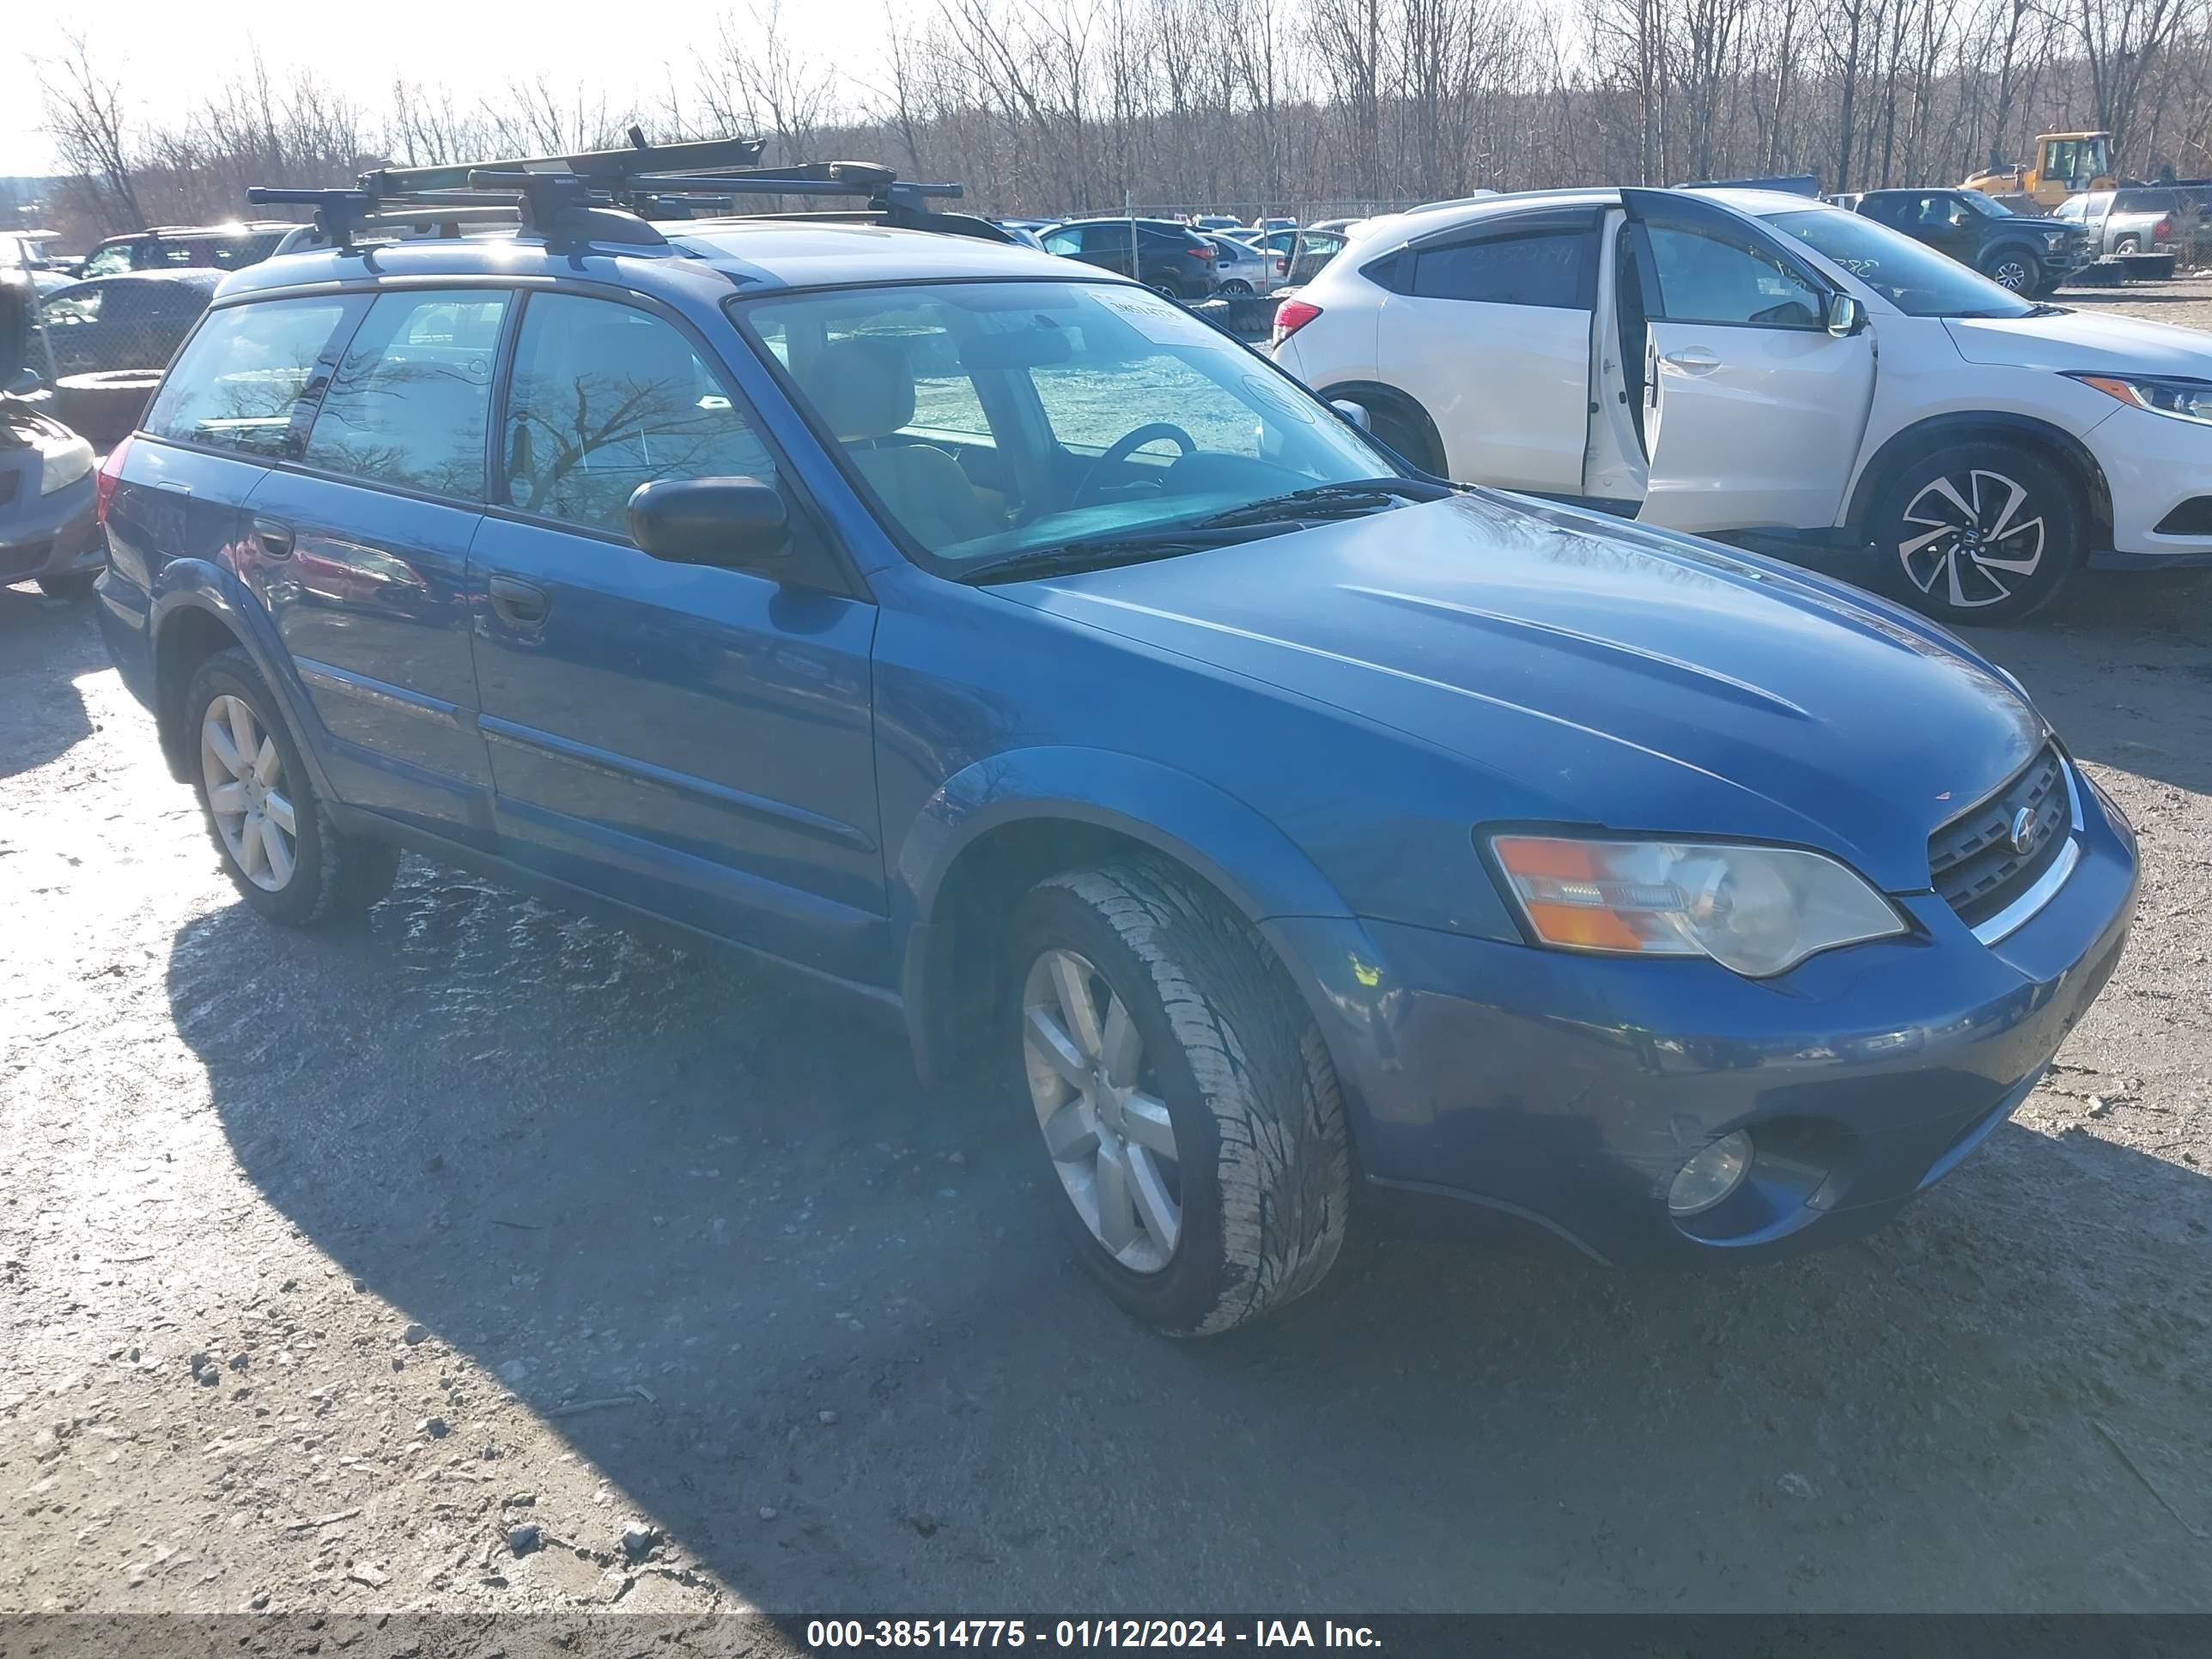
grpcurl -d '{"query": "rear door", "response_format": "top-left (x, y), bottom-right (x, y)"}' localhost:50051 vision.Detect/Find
top-left (243, 286), bottom-right (508, 840)
top-left (1620, 189), bottom-right (1875, 534)
top-left (467, 289), bottom-right (884, 981)
top-left (1372, 206), bottom-right (1601, 492)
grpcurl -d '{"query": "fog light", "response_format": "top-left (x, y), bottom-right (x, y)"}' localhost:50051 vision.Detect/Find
top-left (1668, 1131), bottom-right (1753, 1217)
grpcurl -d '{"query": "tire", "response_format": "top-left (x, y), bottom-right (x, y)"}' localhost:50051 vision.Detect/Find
top-left (184, 649), bottom-right (399, 925)
top-left (56, 369), bottom-right (161, 445)
top-left (2112, 234), bottom-right (2142, 254)
top-left (1978, 247), bottom-right (2039, 294)
top-left (36, 572), bottom-right (98, 601)
top-left (1361, 397), bottom-right (1447, 477)
top-left (1219, 278), bottom-right (1254, 296)
top-left (1145, 276), bottom-right (1185, 301)
top-left (1011, 862), bottom-right (1350, 1336)
top-left (1870, 441), bottom-right (2083, 624)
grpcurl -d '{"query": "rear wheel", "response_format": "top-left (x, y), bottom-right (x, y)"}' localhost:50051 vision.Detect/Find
top-left (2113, 234), bottom-right (2142, 254)
top-left (1146, 276), bottom-right (1185, 301)
top-left (1360, 396), bottom-right (1447, 477)
top-left (1871, 441), bottom-right (2083, 624)
top-left (1012, 863), bottom-right (1349, 1335)
top-left (185, 649), bottom-right (399, 925)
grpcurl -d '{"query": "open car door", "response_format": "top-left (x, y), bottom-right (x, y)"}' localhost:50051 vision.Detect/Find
top-left (1620, 188), bottom-right (1876, 534)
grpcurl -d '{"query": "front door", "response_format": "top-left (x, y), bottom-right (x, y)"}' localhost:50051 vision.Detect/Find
top-left (1620, 189), bottom-right (1877, 535)
top-left (468, 290), bottom-right (886, 983)
top-left (246, 287), bottom-right (507, 840)
top-left (1374, 206), bottom-right (1600, 492)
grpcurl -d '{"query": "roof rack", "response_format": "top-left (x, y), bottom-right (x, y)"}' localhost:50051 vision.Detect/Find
top-left (250, 131), bottom-right (1015, 256)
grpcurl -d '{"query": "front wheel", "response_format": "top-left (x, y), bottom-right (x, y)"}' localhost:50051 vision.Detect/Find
top-left (1979, 249), bottom-right (2039, 293)
top-left (1012, 863), bottom-right (1350, 1335)
top-left (1872, 441), bottom-right (2083, 624)
top-left (185, 649), bottom-right (400, 924)
top-left (1219, 278), bottom-right (1254, 296)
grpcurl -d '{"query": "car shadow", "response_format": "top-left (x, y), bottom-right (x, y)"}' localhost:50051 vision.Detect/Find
top-left (1959, 566), bottom-right (2212, 796)
top-left (171, 848), bottom-right (2212, 1612)
top-left (0, 585), bottom-right (100, 777)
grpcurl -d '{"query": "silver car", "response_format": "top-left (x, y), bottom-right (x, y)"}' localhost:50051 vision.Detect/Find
top-left (2056, 187), bottom-right (2191, 255)
top-left (1204, 233), bottom-right (1275, 295)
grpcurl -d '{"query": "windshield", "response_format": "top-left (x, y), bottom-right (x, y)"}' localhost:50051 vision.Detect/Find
top-left (733, 280), bottom-right (1400, 575)
top-left (1763, 206), bottom-right (2037, 318)
top-left (1960, 190), bottom-right (2012, 217)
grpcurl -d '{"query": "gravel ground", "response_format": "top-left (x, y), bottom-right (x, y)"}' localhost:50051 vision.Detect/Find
top-left (3, 288), bottom-right (2211, 1626)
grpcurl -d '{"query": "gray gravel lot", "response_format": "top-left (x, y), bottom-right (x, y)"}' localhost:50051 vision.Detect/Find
top-left (3, 289), bottom-right (2211, 1622)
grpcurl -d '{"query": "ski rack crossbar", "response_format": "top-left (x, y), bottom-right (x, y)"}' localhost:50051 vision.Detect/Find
top-left (247, 135), bottom-right (1008, 254)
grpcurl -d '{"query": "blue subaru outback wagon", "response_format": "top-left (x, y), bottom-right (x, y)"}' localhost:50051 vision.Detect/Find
top-left (94, 156), bottom-right (2136, 1334)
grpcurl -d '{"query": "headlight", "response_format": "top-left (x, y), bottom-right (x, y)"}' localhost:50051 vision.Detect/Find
top-left (39, 432), bottom-right (94, 495)
top-left (2068, 371), bottom-right (2212, 425)
top-left (2044, 230), bottom-right (2068, 247)
top-left (1489, 835), bottom-right (1906, 978)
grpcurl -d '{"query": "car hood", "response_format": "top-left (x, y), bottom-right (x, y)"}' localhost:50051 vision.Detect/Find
top-left (1945, 305), bottom-right (2212, 371)
top-left (994, 495), bottom-right (2045, 893)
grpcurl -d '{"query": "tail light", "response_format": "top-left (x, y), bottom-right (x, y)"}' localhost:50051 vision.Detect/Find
top-left (1190, 244), bottom-right (1215, 259)
top-left (1272, 298), bottom-right (1322, 348)
top-left (95, 434), bottom-right (132, 527)
top-left (2155, 217), bottom-right (2172, 240)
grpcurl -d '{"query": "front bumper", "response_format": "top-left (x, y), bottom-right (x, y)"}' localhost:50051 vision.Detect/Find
top-left (1267, 770), bottom-right (2137, 1264)
top-left (2092, 403), bottom-right (2212, 562)
top-left (0, 470), bottom-right (99, 585)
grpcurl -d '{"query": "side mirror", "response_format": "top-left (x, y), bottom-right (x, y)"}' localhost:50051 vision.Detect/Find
top-left (1330, 398), bottom-right (1374, 432)
top-left (628, 477), bottom-right (790, 571)
top-left (1825, 293), bottom-right (1864, 338)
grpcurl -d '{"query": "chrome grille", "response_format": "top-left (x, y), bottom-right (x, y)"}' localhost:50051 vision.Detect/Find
top-left (1928, 745), bottom-right (2070, 927)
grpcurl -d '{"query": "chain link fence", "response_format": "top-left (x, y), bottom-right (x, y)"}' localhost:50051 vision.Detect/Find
top-left (26, 273), bottom-right (215, 443)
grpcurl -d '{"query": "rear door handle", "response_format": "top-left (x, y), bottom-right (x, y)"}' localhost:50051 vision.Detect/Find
top-left (486, 574), bottom-right (550, 629)
top-left (1661, 348), bottom-right (1722, 374)
top-left (251, 517), bottom-right (294, 559)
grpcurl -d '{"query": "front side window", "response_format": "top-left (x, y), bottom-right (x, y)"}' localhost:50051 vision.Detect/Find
top-left (1764, 206), bottom-right (2035, 319)
top-left (143, 296), bottom-right (354, 457)
top-left (737, 279), bottom-right (1395, 573)
top-left (501, 292), bottom-right (778, 538)
top-left (82, 244), bottom-right (134, 278)
top-left (1410, 227), bottom-right (1596, 308)
top-left (1644, 223), bottom-right (1825, 327)
top-left (301, 289), bottom-right (507, 498)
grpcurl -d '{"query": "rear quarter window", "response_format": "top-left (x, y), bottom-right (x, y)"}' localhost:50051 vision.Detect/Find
top-left (143, 297), bottom-right (355, 459)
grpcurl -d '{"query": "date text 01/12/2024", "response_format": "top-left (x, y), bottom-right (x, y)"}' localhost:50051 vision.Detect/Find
top-left (802, 1620), bottom-right (1383, 1650)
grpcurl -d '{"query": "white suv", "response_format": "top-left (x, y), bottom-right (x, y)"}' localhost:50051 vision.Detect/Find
top-left (1273, 185), bottom-right (2212, 622)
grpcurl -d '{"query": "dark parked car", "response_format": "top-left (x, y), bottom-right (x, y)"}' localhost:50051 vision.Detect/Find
top-left (39, 270), bottom-right (220, 377)
top-left (1848, 188), bottom-right (2089, 294)
top-left (78, 222), bottom-right (294, 279)
top-left (96, 166), bottom-right (2135, 1334)
top-left (1039, 217), bottom-right (1222, 298)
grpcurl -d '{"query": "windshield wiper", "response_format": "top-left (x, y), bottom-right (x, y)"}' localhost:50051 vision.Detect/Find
top-left (1194, 476), bottom-right (1456, 529)
top-left (955, 522), bottom-right (1297, 585)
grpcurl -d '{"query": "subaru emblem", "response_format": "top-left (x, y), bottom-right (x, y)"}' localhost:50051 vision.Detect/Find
top-left (2008, 807), bottom-right (2038, 856)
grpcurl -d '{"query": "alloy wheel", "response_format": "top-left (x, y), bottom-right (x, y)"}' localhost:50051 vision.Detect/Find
top-left (1020, 948), bottom-right (1182, 1273)
top-left (1895, 469), bottom-right (2045, 611)
top-left (1988, 257), bottom-right (2033, 291)
top-left (199, 694), bottom-right (298, 891)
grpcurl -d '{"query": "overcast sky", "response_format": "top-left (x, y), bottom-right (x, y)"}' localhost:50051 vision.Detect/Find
top-left (3, 3), bottom-right (873, 178)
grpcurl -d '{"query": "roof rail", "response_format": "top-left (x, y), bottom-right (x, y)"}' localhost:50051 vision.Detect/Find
top-left (249, 134), bottom-right (1014, 256)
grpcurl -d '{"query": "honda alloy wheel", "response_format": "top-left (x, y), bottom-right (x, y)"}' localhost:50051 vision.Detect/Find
top-left (1878, 441), bottom-right (2081, 623)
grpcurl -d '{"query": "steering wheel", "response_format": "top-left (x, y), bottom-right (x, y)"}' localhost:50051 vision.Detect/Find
top-left (1074, 422), bottom-right (1198, 506)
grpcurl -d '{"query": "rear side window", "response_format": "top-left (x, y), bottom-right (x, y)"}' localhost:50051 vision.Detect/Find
top-left (143, 296), bottom-right (354, 458)
top-left (500, 292), bottom-right (778, 538)
top-left (302, 289), bottom-right (508, 498)
top-left (1408, 227), bottom-right (1598, 309)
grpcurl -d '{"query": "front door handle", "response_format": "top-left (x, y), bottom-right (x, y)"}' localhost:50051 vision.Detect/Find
top-left (251, 517), bottom-right (294, 559)
top-left (1661, 347), bottom-right (1722, 375)
top-left (487, 574), bottom-right (550, 629)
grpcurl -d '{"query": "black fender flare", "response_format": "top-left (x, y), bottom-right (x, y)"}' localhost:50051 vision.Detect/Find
top-left (1844, 411), bottom-right (2112, 548)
